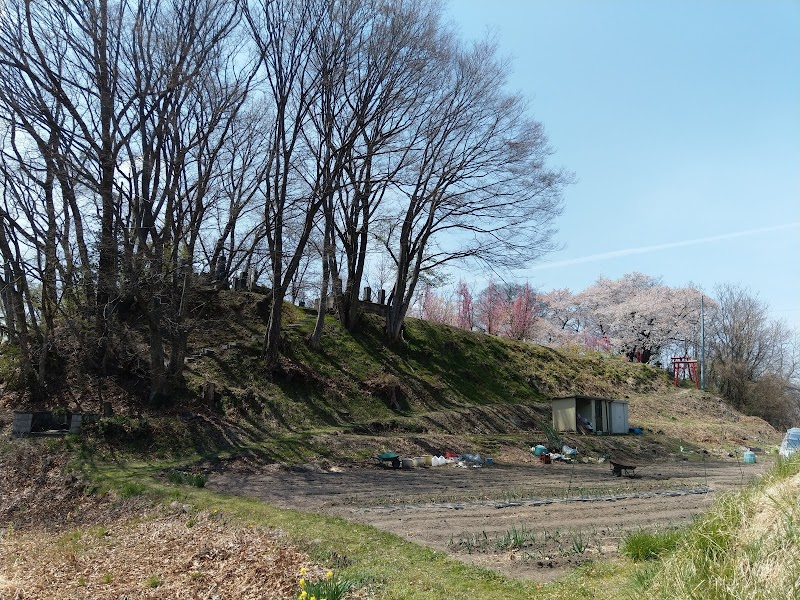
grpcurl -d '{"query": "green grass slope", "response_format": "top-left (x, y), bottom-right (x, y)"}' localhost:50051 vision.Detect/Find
top-left (631, 456), bottom-right (800, 599)
top-left (184, 290), bottom-right (662, 415)
top-left (4, 288), bottom-right (776, 464)
top-left (136, 289), bottom-right (775, 465)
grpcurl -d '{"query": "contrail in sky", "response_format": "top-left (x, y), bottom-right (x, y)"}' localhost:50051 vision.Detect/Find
top-left (530, 222), bottom-right (800, 270)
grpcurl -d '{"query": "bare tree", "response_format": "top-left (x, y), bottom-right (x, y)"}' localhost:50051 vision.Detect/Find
top-left (115, 0), bottom-right (251, 398)
top-left (0, 0), bottom-right (249, 399)
top-left (382, 39), bottom-right (569, 342)
top-left (314, 0), bottom-right (441, 331)
top-left (0, 157), bottom-right (41, 388)
top-left (0, 0), bottom-right (150, 372)
top-left (709, 283), bottom-right (798, 422)
top-left (0, 4), bottom-right (97, 392)
top-left (202, 107), bottom-right (271, 283)
top-left (242, 0), bottom-right (335, 368)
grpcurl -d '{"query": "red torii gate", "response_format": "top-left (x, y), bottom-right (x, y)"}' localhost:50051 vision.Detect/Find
top-left (671, 355), bottom-right (699, 388)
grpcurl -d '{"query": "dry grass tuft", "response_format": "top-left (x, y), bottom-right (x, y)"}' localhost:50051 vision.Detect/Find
top-left (743, 472), bottom-right (800, 544)
top-left (642, 461), bottom-right (800, 599)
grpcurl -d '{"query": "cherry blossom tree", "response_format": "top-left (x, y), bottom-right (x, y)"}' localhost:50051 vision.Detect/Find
top-left (534, 288), bottom-right (583, 347)
top-left (475, 280), bottom-right (507, 335)
top-left (577, 273), bottom-right (705, 363)
top-left (507, 283), bottom-right (538, 340)
top-left (419, 283), bottom-right (454, 325)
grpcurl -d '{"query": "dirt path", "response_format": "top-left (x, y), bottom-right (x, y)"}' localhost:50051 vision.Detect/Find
top-left (209, 457), bottom-right (771, 582)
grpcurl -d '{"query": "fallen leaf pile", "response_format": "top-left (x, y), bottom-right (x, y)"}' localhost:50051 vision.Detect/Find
top-left (0, 441), bottom-right (367, 600)
top-left (1, 510), bottom-right (319, 599)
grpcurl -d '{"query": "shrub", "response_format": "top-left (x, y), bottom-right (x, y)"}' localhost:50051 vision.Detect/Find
top-left (0, 343), bottom-right (25, 390)
top-left (88, 415), bottom-right (153, 446)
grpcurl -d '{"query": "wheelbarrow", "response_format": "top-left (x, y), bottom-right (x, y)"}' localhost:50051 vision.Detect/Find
top-left (609, 460), bottom-right (637, 478)
top-left (375, 452), bottom-right (401, 469)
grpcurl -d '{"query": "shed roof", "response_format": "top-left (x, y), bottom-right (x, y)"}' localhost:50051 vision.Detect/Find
top-left (551, 395), bottom-right (628, 403)
top-left (552, 394), bottom-right (611, 401)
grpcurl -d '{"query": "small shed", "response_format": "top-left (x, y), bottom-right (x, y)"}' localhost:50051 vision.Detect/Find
top-left (552, 395), bottom-right (629, 434)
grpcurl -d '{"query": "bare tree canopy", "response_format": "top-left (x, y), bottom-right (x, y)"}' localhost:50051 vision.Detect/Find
top-left (709, 283), bottom-right (798, 426)
top-left (380, 37), bottom-right (569, 341)
top-left (0, 0), bottom-right (570, 400)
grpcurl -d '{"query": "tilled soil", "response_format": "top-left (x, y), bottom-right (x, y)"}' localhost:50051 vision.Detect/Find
top-left (209, 456), bottom-right (772, 582)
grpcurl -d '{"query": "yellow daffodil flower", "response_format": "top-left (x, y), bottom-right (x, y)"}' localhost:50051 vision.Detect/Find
top-left (326, 571), bottom-right (333, 579)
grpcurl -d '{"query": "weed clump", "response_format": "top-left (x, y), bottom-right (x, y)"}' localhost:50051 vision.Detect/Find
top-left (167, 469), bottom-right (207, 488)
top-left (621, 529), bottom-right (682, 561)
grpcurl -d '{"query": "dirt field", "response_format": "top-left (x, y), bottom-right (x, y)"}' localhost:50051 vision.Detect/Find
top-left (209, 455), bottom-right (772, 583)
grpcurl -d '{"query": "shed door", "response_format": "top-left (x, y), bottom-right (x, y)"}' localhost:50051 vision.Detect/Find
top-left (611, 403), bottom-right (628, 434)
top-left (595, 400), bottom-right (605, 432)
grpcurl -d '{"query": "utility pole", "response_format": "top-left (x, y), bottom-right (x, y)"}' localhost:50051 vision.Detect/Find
top-left (700, 294), bottom-right (706, 390)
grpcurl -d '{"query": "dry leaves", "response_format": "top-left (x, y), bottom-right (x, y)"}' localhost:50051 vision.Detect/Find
top-left (1, 510), bottom-right (317, 599)
top-left (0, 441), bottom-right (368, 600)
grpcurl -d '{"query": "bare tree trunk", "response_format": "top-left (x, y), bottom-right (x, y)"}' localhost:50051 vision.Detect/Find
top-left (308, 204), bottom-right (333, 350)
top-left (36, 135), bottom-right (62, 388)
top-left (263, 292), bottom-right (284, 368)
top-left (0, 267), bottom-right (15, 339)
top-left (60, 160), bottom-right (96, 308)
top-left (385, 240), bottom-right (412, 343)
top-left (0, 233), bottom-right (36, 385)
top-left (145, 295), bottom-right (167, 401)
top-left (92, 0), bottom-right (119, 371)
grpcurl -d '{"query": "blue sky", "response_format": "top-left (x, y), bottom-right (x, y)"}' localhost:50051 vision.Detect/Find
top-left (446, 0), bottom-right (800, 330)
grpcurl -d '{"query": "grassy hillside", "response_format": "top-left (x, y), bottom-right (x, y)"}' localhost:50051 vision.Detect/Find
top-left (1, 289), bottom-right (778, 463)
top-left (189, 293), bottom-right (657, 409)
top-left (27, 289), bottom-right (766, 465)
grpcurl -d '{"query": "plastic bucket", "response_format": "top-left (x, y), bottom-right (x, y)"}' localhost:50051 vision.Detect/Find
top-left (743, 451), bottom-right (756, 464)
top-left (402, 458), bottom-right (416, 469)
top-left (422, 455), bottom-right (433, 467)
